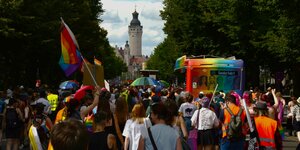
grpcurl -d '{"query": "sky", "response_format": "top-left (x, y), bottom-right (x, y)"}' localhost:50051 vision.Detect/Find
top-left (100, 0), bottom-right (166, 56)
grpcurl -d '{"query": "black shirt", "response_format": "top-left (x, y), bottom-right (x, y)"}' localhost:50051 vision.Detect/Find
top-left (89, 131), bottom-right (110, 150)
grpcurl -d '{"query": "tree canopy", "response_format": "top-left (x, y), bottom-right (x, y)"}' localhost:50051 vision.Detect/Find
top-left (147, 0), bottom-right (300, 93)
top-left (0, 0), bottom-right (126, 89)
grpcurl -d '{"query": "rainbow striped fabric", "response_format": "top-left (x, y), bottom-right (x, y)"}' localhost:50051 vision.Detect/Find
top-left (94, 58), bottom-right (102, 66)
top-left (59, 19), bottom-right (82, 77)
top-left (174, 55), bottom-right (186, 71)
top-left (278, 123), bottom-right (285, 140)
top-left (84, 113), bottom-right (94, 133)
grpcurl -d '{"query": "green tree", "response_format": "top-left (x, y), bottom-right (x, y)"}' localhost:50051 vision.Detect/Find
top-left (146, 37), bottom-right (184, 82)
top-left (155, 0), bottom-right (300, 92)
top-left (0, 0), bottom-right (126, 89)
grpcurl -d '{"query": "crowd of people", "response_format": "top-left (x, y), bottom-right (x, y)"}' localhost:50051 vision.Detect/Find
top-left (0, 84), bottom-right (299, 150)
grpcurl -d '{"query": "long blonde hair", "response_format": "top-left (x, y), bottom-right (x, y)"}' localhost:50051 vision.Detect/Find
top-left (131, 103), bottom-right (146, 123)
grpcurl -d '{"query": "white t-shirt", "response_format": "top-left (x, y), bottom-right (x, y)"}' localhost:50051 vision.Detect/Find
top-left (123, 118), bottom-right (152, 150)
top-left (191, 107), bottom-right (219, 130)
top-left (178, 102), bottom-right (197, 117)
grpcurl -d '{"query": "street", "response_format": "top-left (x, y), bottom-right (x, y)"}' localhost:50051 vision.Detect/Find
top-left (1, 133), bottom-right (299, 150)
top-left (283, 134), bottom-right (299, 150)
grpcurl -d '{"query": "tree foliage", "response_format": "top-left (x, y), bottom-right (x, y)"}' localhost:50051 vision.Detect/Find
top-left (146, 37), bottom-right (184, 82)
top-left (0, 0), bottom-right (126, 89)
top-left (148, 0), bottom-right (300, 91)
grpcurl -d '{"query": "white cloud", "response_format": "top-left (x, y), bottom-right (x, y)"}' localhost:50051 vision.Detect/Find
top-left (101, 10), bottom-right (122, 23)
top-left (100, 0), bottom-right (166, 56)
top-left (112, 0), bottom-right (163, 3)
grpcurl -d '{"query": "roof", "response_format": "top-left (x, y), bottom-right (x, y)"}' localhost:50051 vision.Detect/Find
top-left (130, 56), bottom-right (145, 64)
top-left (130, 11), bottom-right (141, 26)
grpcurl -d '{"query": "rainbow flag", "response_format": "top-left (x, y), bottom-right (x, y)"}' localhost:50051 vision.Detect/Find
top-left (84, 113), bottom-right (94, 133)
top-left (59, 19), bottom-right (82, 77)
top-left (278, 123), bottom-right (285, 140)
top-left (174, 55), bottom-right (186, 71)
top-left (94, 57), bottom-right (102, 66)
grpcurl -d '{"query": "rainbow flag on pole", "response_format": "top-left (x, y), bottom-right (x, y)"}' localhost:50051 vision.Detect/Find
top-left (59, 19), bottom-right (82, 77)
top-left (174, 55), bottom-right (186, 71)
top-left (94, 57), bottom-right (102, 66)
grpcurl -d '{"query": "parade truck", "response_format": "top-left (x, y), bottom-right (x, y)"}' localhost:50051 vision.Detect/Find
top-left (174, 55), bottom-right (245, 98)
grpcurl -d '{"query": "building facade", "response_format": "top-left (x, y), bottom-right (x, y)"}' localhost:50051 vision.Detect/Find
top-left (128, 10), bottom-right (143, 57)
top-left (114, 10), bottom-right (148, 80)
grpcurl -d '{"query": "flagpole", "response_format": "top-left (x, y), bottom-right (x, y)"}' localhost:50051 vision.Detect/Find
top-left (209, 84), bottom-right (218, 106)
top-left (242, 99), bottom-right (254, 132)
top-left (60, 17), bottom-right (99, 87)
top-left (81, 56), bottom-right (98, 87)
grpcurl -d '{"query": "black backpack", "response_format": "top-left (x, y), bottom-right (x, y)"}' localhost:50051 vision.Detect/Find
top-left (6, 108), bottom-right (21, 129)
top-left (225, 107), bottom-right (243, 140)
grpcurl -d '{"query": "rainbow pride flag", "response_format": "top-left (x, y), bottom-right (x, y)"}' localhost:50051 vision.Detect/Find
top-left (278, 123), bottom-right (285, 140)
top-left (174, 55), bottom-right (186, 71)
top-left (84, 113), bottom-right (94, 133)
top-left (94, 57), bottom-right (102, 66)
top-left (59, 19), bottom-right (82, 77)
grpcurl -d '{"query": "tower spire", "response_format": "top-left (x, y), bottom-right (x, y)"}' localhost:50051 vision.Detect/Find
top-left (128, 7), bottom-right (143, 57)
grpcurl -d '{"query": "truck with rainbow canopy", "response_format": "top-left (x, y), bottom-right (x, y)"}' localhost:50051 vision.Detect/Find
top-left (174, 55), bottom-right (244, 98)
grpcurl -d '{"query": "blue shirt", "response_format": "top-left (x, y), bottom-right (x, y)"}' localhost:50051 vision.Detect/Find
top-left (145, 124), bottom-right (179, 150)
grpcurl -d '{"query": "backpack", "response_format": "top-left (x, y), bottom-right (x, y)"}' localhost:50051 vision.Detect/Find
top-left (6, 108), bottom-right (21, 129)
top-left (225, 107), bottom-right (243, 139)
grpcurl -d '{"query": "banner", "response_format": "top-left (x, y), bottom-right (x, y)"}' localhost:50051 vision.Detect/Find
top-left (82, 64), bottom-right (104, 87)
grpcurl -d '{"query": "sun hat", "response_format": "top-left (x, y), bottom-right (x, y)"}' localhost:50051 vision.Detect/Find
top-left (297, 97), bottom-right (300, 104)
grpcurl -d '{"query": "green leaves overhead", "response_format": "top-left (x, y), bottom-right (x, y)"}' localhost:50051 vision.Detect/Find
top-left (148, 0), bottom-right (300, 89)
top-left (0, 0), bottom-right (126, 88)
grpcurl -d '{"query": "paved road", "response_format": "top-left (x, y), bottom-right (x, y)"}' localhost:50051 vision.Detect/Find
top-left (283, 134), bottom-right (298, 150)
top-left (1, 133), bottom-right (299, 150)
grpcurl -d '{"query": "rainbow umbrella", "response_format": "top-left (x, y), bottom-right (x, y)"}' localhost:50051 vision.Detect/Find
top-left (59, 80), bottom-right (79, 90)
top-left (130, 77), bottom-right (160, 86)
top-left (158, 80), bottom-right (170, 87)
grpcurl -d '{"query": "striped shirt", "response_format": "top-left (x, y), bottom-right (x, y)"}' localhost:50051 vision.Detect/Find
top-left (292, 104), bottom-right (300, 121)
